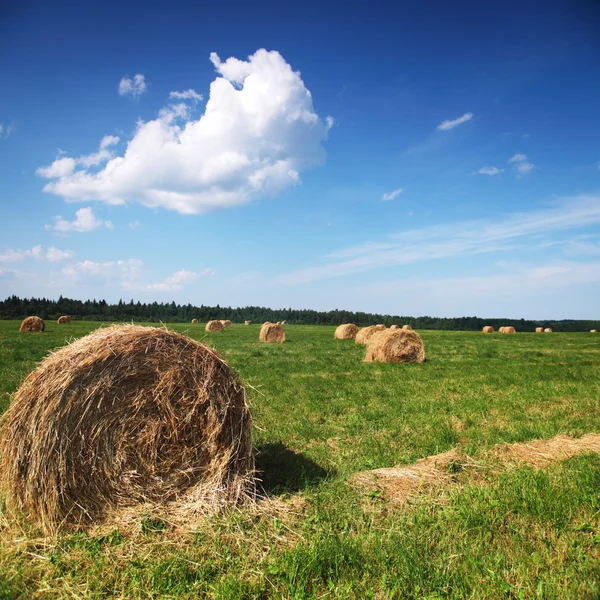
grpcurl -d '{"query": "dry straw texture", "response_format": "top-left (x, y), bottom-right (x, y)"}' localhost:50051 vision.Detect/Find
top-left (482, 326), bottom-right (494, 333)
top-left (535, 327), bottom-right (543, 333)
top-left (355, 325), bottom-right (386, 345)
top-left (57, 315), bottom-right (72, 324)
top-left (221, 320), bottom-right (232, 328)
top-left (19, 316), bottom-right (45, 332)
top-left (544, 328), bottom-right (553, 333)
top-left (205, 320), bottom-right (224, 332)
top-left (191, 319), bottom-right (199, 324)
top-left (402, 324), bottom-right (413, 331)
top-left (0, 325), bottom-right (253, 534)
top-left (245, 320), bottom-right (252, 326)
top-left (502, 326), bottom-right (516, 334)
top-left (365, 329), bottom-right (425, 364)
top-left (259, 323), bottom-right (286, 343)
top-left (334, 324), bottom-right (359, 340)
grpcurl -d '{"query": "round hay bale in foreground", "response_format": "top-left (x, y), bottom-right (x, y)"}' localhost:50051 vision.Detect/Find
top-left (402, 324), bottom-right (413, 331)
top-left (502, 326), bottom-right (516, 334)
top-left (206, 320), bottom-right (224, 332)
top-left (19, 316), bottom-right (45, 332)
top-left (221, 320), bottom-right (232, 328)
top-left (0, 325), bottom-right (253, 533)
top-left (544, 328), bottom-right (553, 333)
top-left (244, 320), bottom-right (252, 326)
top-left (334, 324), bottom-right (359, 340)
top-left (355, 324), bottom-right (386, 345)
top-left (365, 329), bottom-right (425, 364)
top-left (191, 318), bottom-right (199, 324)
top-left (57, 315), bottom-right (72, 324)
top-left (535, 327), bottom-right (543, 333)
top-left (259, 323), bottom-right (285, 343)
top-left (482, 326), bottom-right (494, 333)
top-left (390, 324), bottom-right (399, 330)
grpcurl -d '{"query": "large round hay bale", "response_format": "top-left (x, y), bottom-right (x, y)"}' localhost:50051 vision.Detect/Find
top-left (544, 328), bottom-right (553, 333)
top-left (191, 318), bottom-right (199, 324)
top-left (390, 324), bottom-right (399, 330)
top-left (221, 320), bottom-right (232, 328)
top-left (355, 324), bottom-right (386, 345)
top-left (535, 327), bottom-right (543, 333)
top-left (365, 329), bottom-right (425, 364)
top-left (402, 324), bottom-right (413, 331)
top-left (482, 326), bottom-right (494, 333)
top-left (57, 315), bottom-right (72, 325)
top-left (0, 325), bottom-right (252, 533)
top-left (502, 326), bottom-right (516, 334)
top-left (19, 316), bottom-right (45, 332)
top-left (259, 323), bottom-right (285, 343)
top-left (244, 320), bottom-right (252, 326)
top-left (334, 324), bottom-right (359, 340)
top-left (206, 320), bottom-right (224, 332)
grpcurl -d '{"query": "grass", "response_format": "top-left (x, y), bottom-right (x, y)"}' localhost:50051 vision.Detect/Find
top-left (0, 321), bottom-right (599, 598)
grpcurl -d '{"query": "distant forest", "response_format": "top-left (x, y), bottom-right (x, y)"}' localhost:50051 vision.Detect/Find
top-left (1, 295), bottom-right (598, 332)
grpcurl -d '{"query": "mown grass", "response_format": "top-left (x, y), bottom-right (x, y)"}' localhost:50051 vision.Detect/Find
top-left (0, 321), bottom-right (599, 598)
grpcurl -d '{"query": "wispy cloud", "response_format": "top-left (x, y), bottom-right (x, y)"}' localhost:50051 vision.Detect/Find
top-left (169, 89), bottom-right (202, 102)
top-left (145, 268), bottom-right (213, 292)
top-left (0, 245), bottom-right (74, 264)
top-left (118, 74), bottom-right (147, 98)
top-left (508, 153), bottom-right (534, 176)
top-left (276, 194), bottom-right (600, 285)
top-left (382, 187), bottom-right (404, 201)
top-left (477, 166), bottom-right (503, 176)
top-left (45, 207), bottom-right (113, 235)
top-left (508, 153), bottom-right (528, 163)
top-left (129, 220), bottom-right (141, 230)
top-left (437, 112), bottom-right (473, 131)
top-left (0, 123), bottom-right (15, 139)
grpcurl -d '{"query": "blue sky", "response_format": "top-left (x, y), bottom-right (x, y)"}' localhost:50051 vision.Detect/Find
top-left (1, 0), bottom-right (600, 318)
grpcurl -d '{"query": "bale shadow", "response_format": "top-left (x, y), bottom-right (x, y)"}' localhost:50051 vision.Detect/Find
top-left (255, 443), bottom-right (331, 495)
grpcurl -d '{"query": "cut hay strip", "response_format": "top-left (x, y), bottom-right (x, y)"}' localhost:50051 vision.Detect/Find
top-left (205, 320), bottom-right (224, 332)
top-left (259, 323), bottom-right (285, 343)
top-left (334, 324), bottom-right (359, 340)
top-left (355, 324), bottom-right (386, 345)
top-left (0, 325), bottom-right (253, 534)
top-left (19, 316), bottom-right (45, 332)
top-left (364, 329), bottom-right (425, 364)
top-left (482, 326), bottom-right (494, 333)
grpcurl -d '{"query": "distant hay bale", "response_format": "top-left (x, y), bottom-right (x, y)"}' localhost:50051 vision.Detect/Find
top-left (390, 324), bottom-right (399, 330)
top-left (19, 316), bottom-right (45, 333)
top-left (535, 327), bottom-right (543, 333)
top-left (276, 322), bottom-right (282, 325)
top-left (402, 324), bottom-right (413, 331)
top-left (57, 316), bottom-right (72, 325)
top-left (482, 326), bottom-right (494, 333)
top-left (259, 323), bottom-right (285, 343)
top-left (191, 319), bottom-right (199, 324)
top-left (205, 320), bottom-right (224, 332)
top-left (263, 322), bottom-right (271, 326)
top-left (591, 330), bottom-right (597, 333)
top-left (365, 329), bottom-right (425, 364)
top-left (221, 320), bottom-right (232, 328)
top-left (281, 320), bottom-right (288, 325)
top-left (0, 325), bottom-right (253, 533)
top-left (244, 320), bottom-right (252, 326)
top-left (355, 324), bottom-right (386, 345)
top-left (544, 328), bottom-right (553, 333)
top-left (334, 324), bottom-right (359, 340)
top-left (502, 326), bottom-right (516, 334)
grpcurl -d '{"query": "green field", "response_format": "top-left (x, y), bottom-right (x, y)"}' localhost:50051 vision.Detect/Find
top-left (1, 321), bottom-right (599, 599)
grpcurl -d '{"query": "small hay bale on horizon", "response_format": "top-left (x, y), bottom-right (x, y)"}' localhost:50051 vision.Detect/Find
top-left (591, 329), bottom-right (597, 333)
top-left (0, 325), bottom-right (253, 534)
top-left (221, 320), bottom-right (232, 328)
top-left (19, 316), bottom-right (45, 333)
top-left (365, 329), bottom-right (425, 364)
top-left (544, 328), bottom-right (553, 333)
top-left (205, 320), bottom-right (224, 333)
top-left (502, 326), bottom-right (516, 334)
top-left (245, 320), bottom-right (252, 326)
top-left (390, 324), bottom-right (399, 330)
top-left (355, 324), bottom-right (386, 345)
top-left (334, 324), bottom-right (359, 340)
top-left (281, 320), bottom-right (288, 325)
top-left (535, 327), bottom-right (543, 333)
top-left (191, 318), bottom-right (199, 324)
top-left (259, 323), bottom-right (285, 343)
top-left (402, 324), bottom-right (413, 331)
top-left (482, 326), bottom-right (494, 333)
top-left (57, 316), bottom-right (72, 325)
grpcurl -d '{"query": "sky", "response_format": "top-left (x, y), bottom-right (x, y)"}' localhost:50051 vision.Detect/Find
top-left (1, 0), bottom-right (599, 319)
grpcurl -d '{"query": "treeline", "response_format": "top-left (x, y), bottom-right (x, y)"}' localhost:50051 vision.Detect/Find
top-left (0, 295), bottom-right (598, 332)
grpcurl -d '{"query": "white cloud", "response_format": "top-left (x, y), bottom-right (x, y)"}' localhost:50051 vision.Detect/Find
top-left (145, 268), bottom-right (212, 292)
top-left (277, 194), bottom-right (600, 284)
top-left (36, 157), bottom-right (76, 178)
top-left (61, 259), bottom-right (143, 286)
top-left (436, 112), bottom-right (473, 131)
top-left (100, 135), bottom-right (120, 149)
top-left (128, 220), bottom-right (141, 229)
top-left (516, 162), bottom-right (534, 175)
top-left (118, 74), bottom-right (147, 98)
top-left (0, 245), bottom-right (73, 263)
top-left (508, 153), bottom-right (534, 176)
top-left (508, 153), bottom-right (528, 163)
top-left (169, 89), bottom-right (203, 102)
top-left (477, 166), bottom-right (503, 176)
top-left (45, 207), bottom-right (113, 234)
top-left (382, 187), bottom-right (404, 201)
top-left (0, 123), bottom-right (15, 139)
top-left (38, 49), bottom-right (332, 215)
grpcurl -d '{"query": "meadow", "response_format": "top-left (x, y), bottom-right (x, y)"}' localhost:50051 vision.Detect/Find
top-left (0, 320), bottom-right (599, 599)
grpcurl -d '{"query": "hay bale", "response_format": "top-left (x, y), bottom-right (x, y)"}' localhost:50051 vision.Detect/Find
top-left (334, 324), bottom-right (359, 340)
top-left (591, 330), bottom-right (597, 333)
top-left (365, 329), bottom-right (425, 364)
top-left (221, 320), bottom-right (232, 328)
top-left (502, 326), bottom-right (516, 334)
top-left (57, 315), bottom-right (72, 325)
top-left (263, 322), bottom-right (271, 326)
top-left (544, 328), bottom-right (553, 333)
top-left (19, 316), bottom-right (45, 332)
top-left (259, 323), bottom-right (285, 343)
top-left (390, 324), bottom-right (399, 330)
top-left (535, 327), bottom-right (543, 333)
top-left (0, 325), bottom-right (253, 533)
top-left (355, 324), bottom-right (386, 345)
top-left (245, 320), bottom-right (252, 326)
top-left (402, 324), bottom-right (413, 331)
top-left (205, 320), bottom-right (224, 332)
top-left (281, 320), bottom-right (288, 325)
top-left (191, 319), bottom-right (199, 324)
top-left (482, 326), bottom-right (494, 333)
top-left (276, 321), bottom-right (282, 325)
